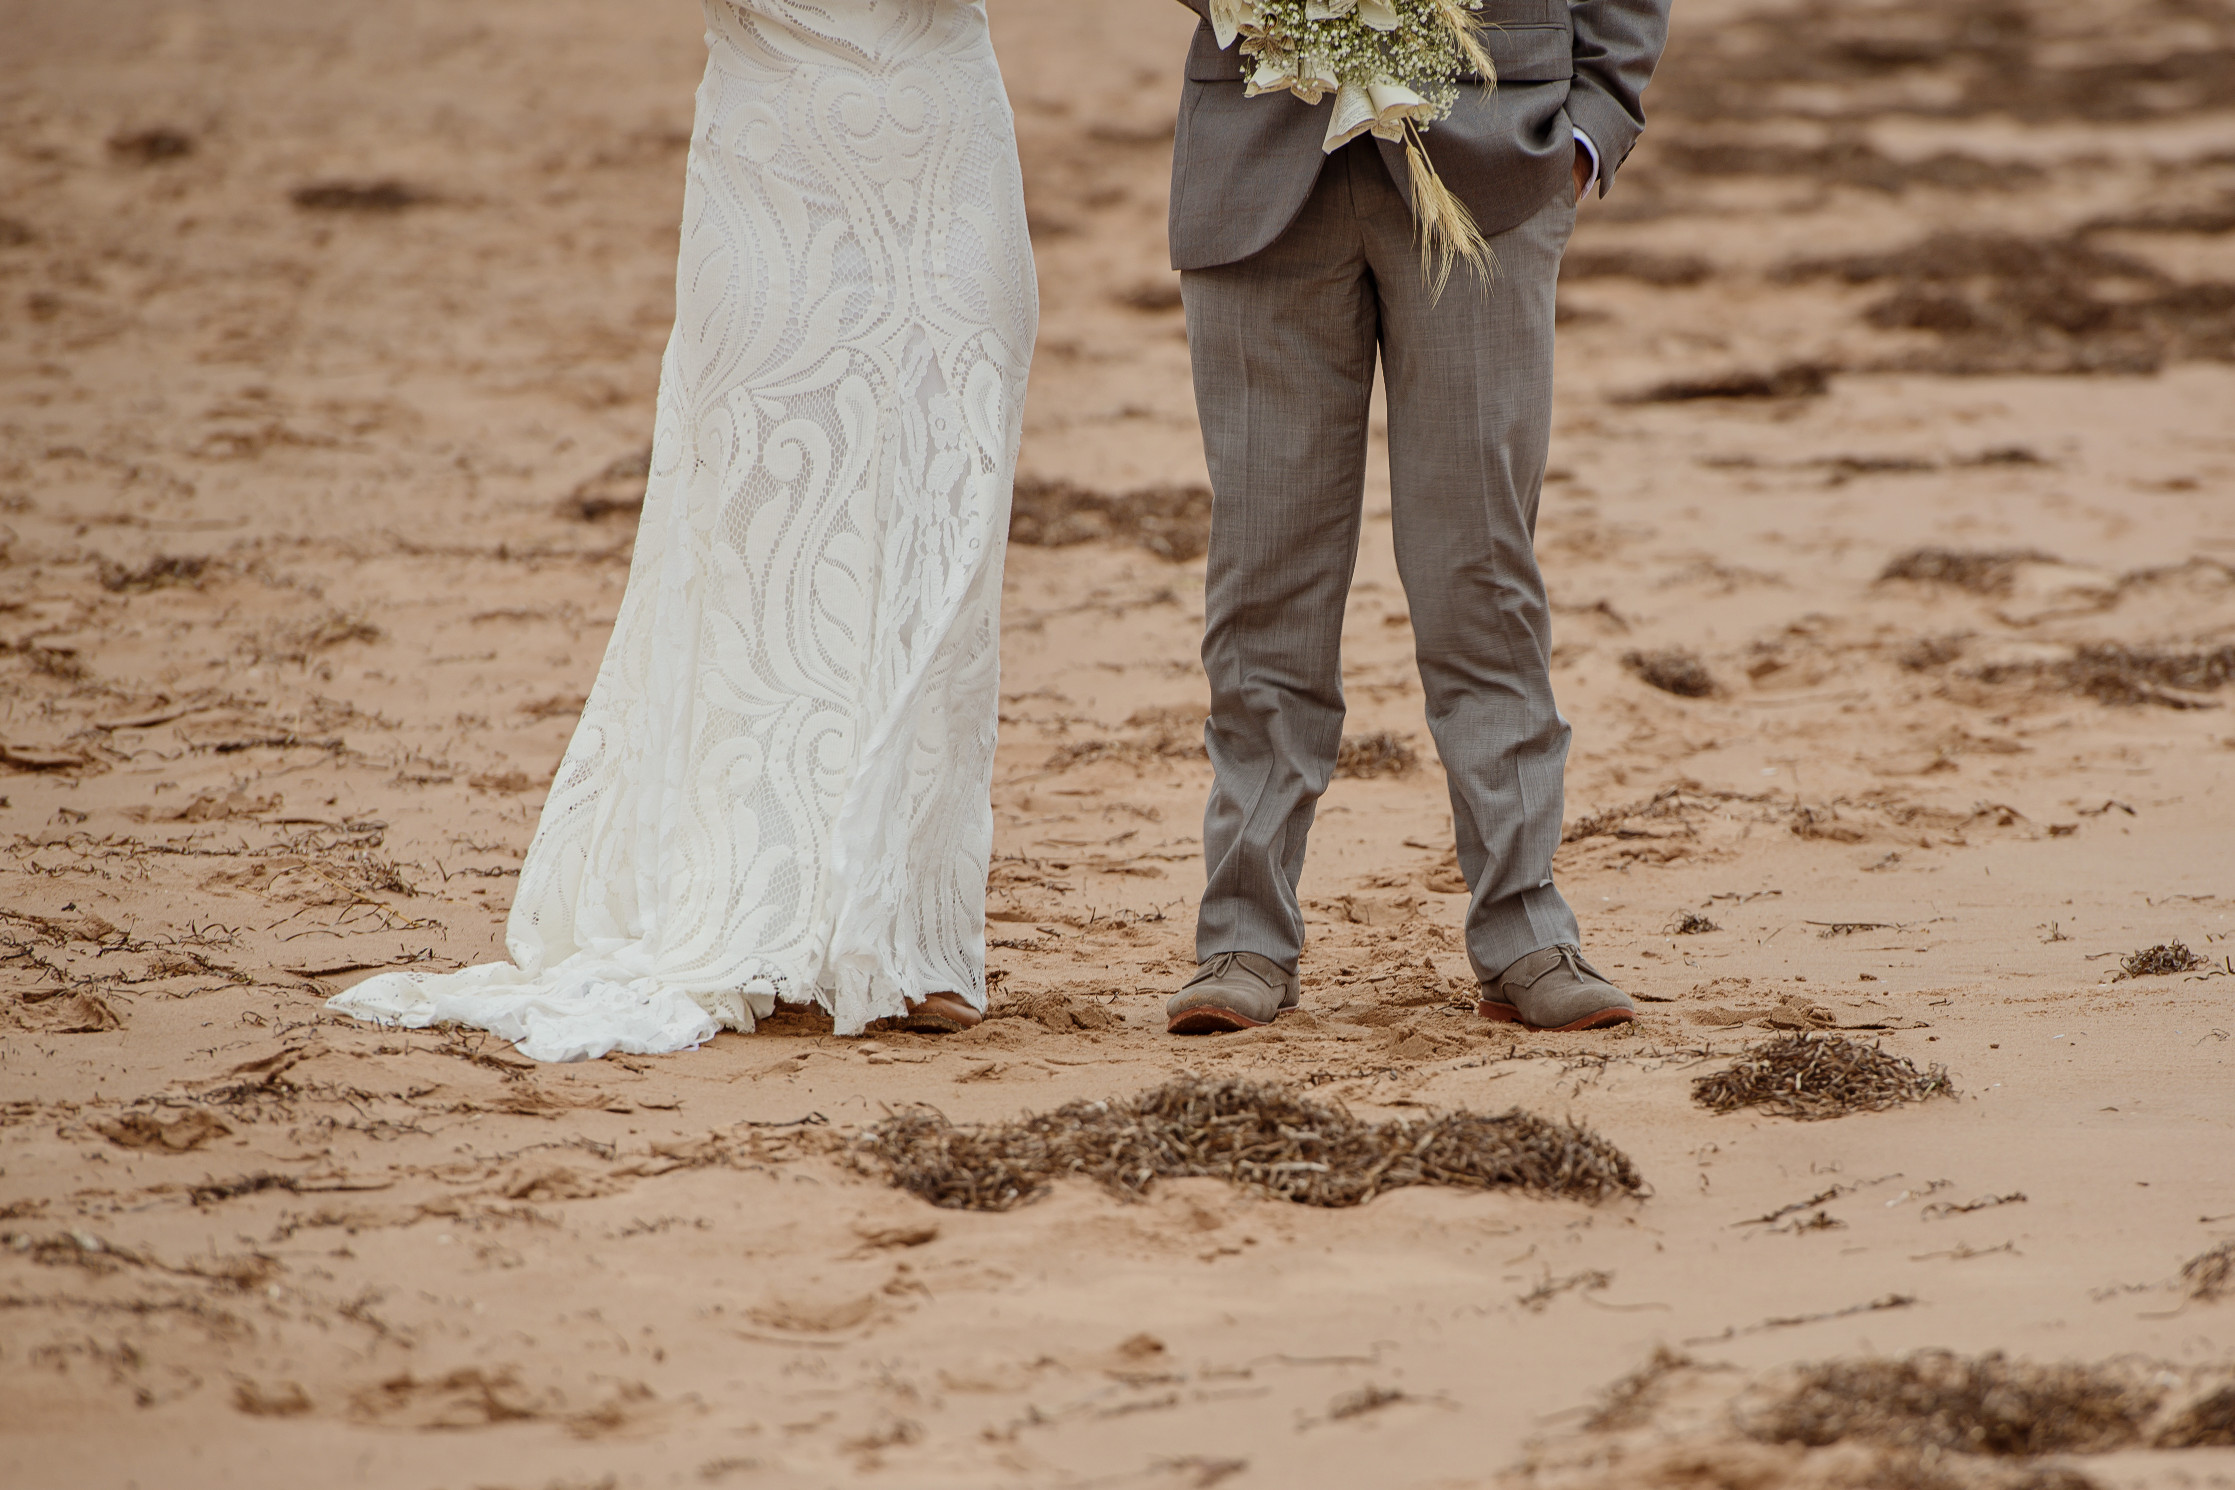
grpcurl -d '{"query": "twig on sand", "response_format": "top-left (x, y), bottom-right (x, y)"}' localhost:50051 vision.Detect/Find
top-left (1682, 1292), bottom-right (1917, 1346)
top-left (1518, 1269), bottom-right (1613, 1312)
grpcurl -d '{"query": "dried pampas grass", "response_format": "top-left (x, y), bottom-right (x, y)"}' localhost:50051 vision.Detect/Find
top-left (1405, 123), bottom-right (1494, 299)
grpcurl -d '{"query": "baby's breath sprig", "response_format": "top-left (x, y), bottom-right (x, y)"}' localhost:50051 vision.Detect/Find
top-left (1215, 0), bottom-right (1496, 295)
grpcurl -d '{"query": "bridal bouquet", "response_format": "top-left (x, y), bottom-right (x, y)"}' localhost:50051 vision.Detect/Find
top-left (1209, 0), bottom-right (1496, 291)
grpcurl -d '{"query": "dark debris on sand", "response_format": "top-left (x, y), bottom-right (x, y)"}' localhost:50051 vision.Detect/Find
top-left (97, 555), bottom-right (210, 593)
top-left (1845, 1454), bottom-right (2107, 1490)
top-left (1561, 248), bottom-right (1712, 286)
top-left (1659, 134), bottom-right (2041, 195)
top-left (1623, 648), bottom-right (1719, 698)
top-left (1588, 1346), bottom-right (2235, 1488)
top-left (1584, 1345), bottom-right (1696, 1432)
top-left (1563, 784), bottom-right (1758, 845)
top-left (1903, 630), bottom-right (2235, 708)
top-left (2180, 1240), bottom-right (2235, 1303)
top-left (1334, 730), bottom-right (1418, 779)
top-left (563, 448), bottom-right (652, 522)
top-left (2160, 1384), bottom-right (2235, 1448)
top-left (1008, 475), bottom-right (1214, 562)
top-left (1651, 1), bottom-right (2235, 127)
top-left (1878, 547), bottom-right (2059, 596)
top-left (2082, 199), bottom-right (2235, 237)
top-left (1874, 554), bottom-right (2235, 706)
top-left (1039, 705), bottom-right (1206, 772)
top-left (290, 179), bottom-right (432, 212)
top-left (2118, 941), bottom-right (2209, 978)
top-left (2025, 646), bottom-right (2235, 709)
top-left (1900, 634), bottom-right (1971, 671)
top-left (854, 1075), bottom-right (1645, 1212)
top-left (1781, 231), bottom-right (2235, 376)
top-left (1622, 361), bottom-right (1831, 403)
top-left (1114, 278), bottom-right (1184, 312)
top-left (108, 126), bottom-right (195, 163)
top-left (1740, 1351), bottom-right (2163, 1458)
top-left (1693, 1033), bottom-right (1955, 1120)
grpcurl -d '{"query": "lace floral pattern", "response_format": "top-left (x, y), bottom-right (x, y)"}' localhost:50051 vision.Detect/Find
top-left (329, 0), bottom-right (1036, 1061)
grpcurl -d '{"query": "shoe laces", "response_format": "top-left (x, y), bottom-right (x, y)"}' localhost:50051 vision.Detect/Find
top-left (1505, 944), bottom-right (1588, 990)
top-left (1197, 951), bottom-right (1275, 989)
top-left (1553, 944), bottom-right (1614, 984)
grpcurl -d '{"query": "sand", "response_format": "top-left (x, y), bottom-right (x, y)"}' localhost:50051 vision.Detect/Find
top-left (3, 0), bottom-right (2234, 1486)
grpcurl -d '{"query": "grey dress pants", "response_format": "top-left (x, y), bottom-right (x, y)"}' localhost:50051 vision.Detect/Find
top-left (1181, 136), bottom-right (1582, 983)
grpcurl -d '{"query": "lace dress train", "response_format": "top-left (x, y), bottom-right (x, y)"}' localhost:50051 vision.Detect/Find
top-left (329, 0), bottom-right (1036, 1061)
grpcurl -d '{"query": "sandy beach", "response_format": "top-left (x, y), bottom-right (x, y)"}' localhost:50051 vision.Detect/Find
top-left (3, 0), bottom-right (2234, 1486)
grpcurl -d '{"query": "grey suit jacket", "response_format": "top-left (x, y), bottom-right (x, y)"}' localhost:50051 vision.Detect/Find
top-left (1167, 0), bottom-right (1670, 271)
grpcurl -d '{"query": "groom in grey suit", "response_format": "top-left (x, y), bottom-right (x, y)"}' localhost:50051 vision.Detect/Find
top-left (1161, 0), bottom-right (1673, 1035)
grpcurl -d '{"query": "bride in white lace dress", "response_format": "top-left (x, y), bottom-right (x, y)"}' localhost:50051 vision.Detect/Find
top-left (330, 0), bottom-right (1036, 1062)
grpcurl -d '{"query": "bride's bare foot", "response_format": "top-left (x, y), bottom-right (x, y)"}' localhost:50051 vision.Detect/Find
top-left (901, 993), bottom-right (983, 1033)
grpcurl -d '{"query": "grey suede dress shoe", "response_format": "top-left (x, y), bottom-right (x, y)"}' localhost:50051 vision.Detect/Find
top-left (1478, 945), bottom-right (1635, 1031)
top-left (1166, 951), bottom-right (1300, 1034)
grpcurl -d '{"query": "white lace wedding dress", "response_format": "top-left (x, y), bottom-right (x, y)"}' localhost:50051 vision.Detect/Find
top-left (330, 0), bottom-right (1036, 1061)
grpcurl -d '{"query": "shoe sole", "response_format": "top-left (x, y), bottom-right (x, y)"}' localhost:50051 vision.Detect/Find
top-left (1167, 1007), bottom-right (1272, 1035)
top-left (1476, 999), bottom-right (1635, 1032)
top-left (898, 997), bottom-right (982, 1034)
top-left (900, 1011), bottom-right (977, 1033)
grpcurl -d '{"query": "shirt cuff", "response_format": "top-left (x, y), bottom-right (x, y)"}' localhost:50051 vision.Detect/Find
top-left (1573, 126), bottom-right (1601, 199)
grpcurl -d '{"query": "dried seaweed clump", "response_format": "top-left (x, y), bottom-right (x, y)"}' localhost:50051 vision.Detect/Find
top-left (1877, 547), bottom-right (2058, 595)
top-left (290, 178), bottom-right (430, 212)
top-left (1964, 644), bottom-right (2235, 709)
top-left (241, 609), bottom-right (383, 668)
top-left (1692, 1033), bottom-right (1955, 1120)
top-left (563, 448), bottom-right (651, 521)
top-left (1009, 476), bottom-right (1214, 562)
top-left (2159, 1384), bottom-right (2235, 1448)
top-left (1041, 705), bottom-right (1206, 772)
top-left (1646, 0), bottom-right (2235, 131)
top-left (1335, 730), bottom-right (1418, 779)
top-left (98, 555), bottom-right (209, 593)
top-left (1660, 136), bottom-right (2039, 196)
top-left (1561, 248), bottom-right (1712, 286)
top-left (854, 1075), bottom-right (1645, 1212)
top-left (1115, 278), bottom-right (1183, 312)
top-left (2178, 1240), bottom-right (2235, 1303)
top-left (1779, 231), bottom-right (2235, 376)
top-left (1740, 1351), bottom-right (2163, 1458)
top-left (1899, 634), bottom-right (1970, 671)
top-left (2042, 645), bottom-right (2235, 708)
top-left (1584, 1346), bottom-right (1695, 1432)
top-left (2120, 941), bottom-right (2207, 978)
top-left (109, 126), bottom-right (195, 163)
top-left (1622, 648), bottom-right (1718, 698)
top-left (1849, 1454), bottom-right (2107, 1490)
top-left (1624, 361), bottom-right (1831, 403)
top-left (1562, 785), bottom-right (1720, 845)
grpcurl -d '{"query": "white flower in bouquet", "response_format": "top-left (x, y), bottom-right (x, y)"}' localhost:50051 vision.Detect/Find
top-left (1209, 0), bottom-right (1497, 293)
